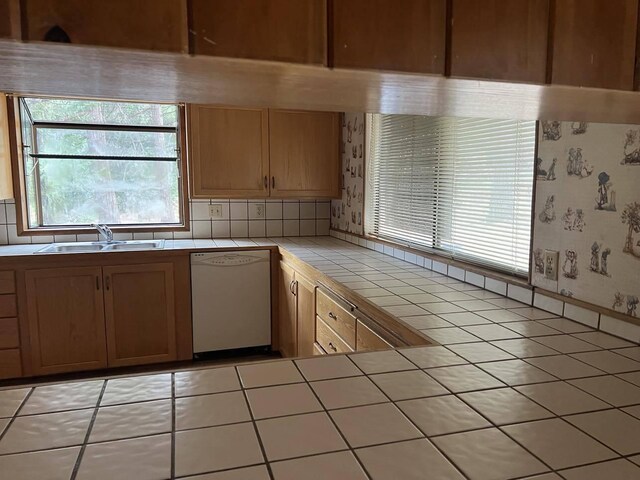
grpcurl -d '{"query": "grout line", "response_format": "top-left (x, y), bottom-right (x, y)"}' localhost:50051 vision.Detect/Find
top-left (171, 373), bottom-right (176, 480)
top-left (69, 380), bottom-right (107, 480)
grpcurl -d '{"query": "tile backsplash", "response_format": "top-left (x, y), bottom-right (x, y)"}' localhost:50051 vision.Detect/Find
top-left (0, 199), bottom-right (331, 245)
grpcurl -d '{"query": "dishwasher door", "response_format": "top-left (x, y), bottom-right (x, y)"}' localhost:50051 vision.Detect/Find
top-left (191, 250), bottom-right (271, 353)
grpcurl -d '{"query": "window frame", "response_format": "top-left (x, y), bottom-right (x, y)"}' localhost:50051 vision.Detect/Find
top-left (7, 96), bottom-right (190, 236)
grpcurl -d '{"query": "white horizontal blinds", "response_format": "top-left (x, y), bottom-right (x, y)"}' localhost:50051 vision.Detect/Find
top-left (366, 114), bottom-right (535, 276)
top-left (366, 115), bottom-right (448, 248)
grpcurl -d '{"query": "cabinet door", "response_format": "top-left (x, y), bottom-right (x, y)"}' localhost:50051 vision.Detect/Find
top-left (278, 262), bottom-right (297, 357)
top-left (190, 0), bottom-right (326, 64)
top-left (25, 267), bottom-right (107, 375)
top-left (331, 0), bottom-right (446, 74)
top-left (450, 0), bottom-right (549, 83)
top-left (189, 105), bottom-right (270, 198)
top-left (103, 263), bottom-right (176, 367)
top-left (269, 110), bottom-right (340, 198)
top-left (23, 0), bottom-right (187, 52)
top-left (296, 273), bottom-right (316, 357)
top-left (551, 0), bottom-right (638, 90)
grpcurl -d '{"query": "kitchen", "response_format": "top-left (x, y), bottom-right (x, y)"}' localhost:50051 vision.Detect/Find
top-left (1, 0), bottom-right (640, 479)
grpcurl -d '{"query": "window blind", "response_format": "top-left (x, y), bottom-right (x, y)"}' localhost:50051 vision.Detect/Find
top-left (365, 114), bottom-right (536, 276)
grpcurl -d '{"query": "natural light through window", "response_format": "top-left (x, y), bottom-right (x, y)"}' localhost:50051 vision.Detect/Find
top-left (365, 114), bottom-right (535, 276)
top-left (19, 97), bottom-right (184, 230)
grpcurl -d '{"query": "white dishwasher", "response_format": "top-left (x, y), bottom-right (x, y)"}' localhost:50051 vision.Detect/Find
top-left (191, 250), bottom-right (271, 354)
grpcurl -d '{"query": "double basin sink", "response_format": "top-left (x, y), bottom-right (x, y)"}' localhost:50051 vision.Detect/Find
top-left (36, 239), bottom-right (165, 254)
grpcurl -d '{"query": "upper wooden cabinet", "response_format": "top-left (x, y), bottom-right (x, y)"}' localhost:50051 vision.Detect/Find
top-left (189, 106), bottom-right (340, 199)
top-left (0, 1), bottom-right (20, 39)
top-left (103, 263), bottom-right (177, 367)
top-left (190, 0), bottom-right (326, 64)
top-left (450, 0), bottom-right (549, 83)
top-left (269, 110), bottom-right (340, 198)
top-left (551, 0), bottom-right (638, 90)
top-left (25, 266), bottom-right (107, 375)
top-left (0, 95), bottom-right (13, 200)
top-left (22, 0), bottom-right (188, 52)
top-left (189, 105), bottom-right (269, 198)
top-left (331, 0), bottom-right (446, 74)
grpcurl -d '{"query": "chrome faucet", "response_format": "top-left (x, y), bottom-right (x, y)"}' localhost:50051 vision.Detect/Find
top-left (92, 224), bottom-right (114, 243)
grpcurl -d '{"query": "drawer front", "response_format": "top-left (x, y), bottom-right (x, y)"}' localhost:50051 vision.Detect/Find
top-left (0, 295), bottom-right (17, 318)
top-left (0, 348), bottom-right (22, 379)
top-left (313, 342), bottom-right (326, 355)
top-left (356, 320), bottom-right (392, 352)
top-left (0, 318), bottom-right (19, 349)
top-left (316, 290), bottom-right (356, 348)
top-left (316, 317), bottom-right (353, 354)
top-left (0, 271), bottom-right (15, 295)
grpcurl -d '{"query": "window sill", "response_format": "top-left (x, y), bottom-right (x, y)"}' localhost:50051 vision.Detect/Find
top-left (17, 224), bottom-right (190, 237)
top-left (331, 227), bottom-right (531, 290)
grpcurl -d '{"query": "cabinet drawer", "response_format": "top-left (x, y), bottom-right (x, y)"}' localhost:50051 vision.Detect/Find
top-left (316, 317), bottom-right (353, 354)
top-left (0, 318), bottom-right (19, 349)
top-left (316, 290), bottom-right (356, 348)
top-left (356, 320), bottom-right (393, 352)
top-left (0, 295), bottom-right (17, 318)
top-left (0, 348), bottom-right (22, 379)
top-left (313, 342), bottom-right (326, 355)
top-left (0, 271), bottom-right (15, 294)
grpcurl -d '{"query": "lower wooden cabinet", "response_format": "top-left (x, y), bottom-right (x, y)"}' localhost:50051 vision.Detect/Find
top-left (103, 263), bottom-right (176, 367)
top-left (356, 319), bottom-right (393, 352)
top-left (295, 273), bottom-right (316, 357)
top-left (278, 262), bottom-right (297, 358)
top-left (25, 266), bottom-right (108, 375)
top-left (278, 261), bottom-right (316, 357)
top-left (24, 261), bottom-right (182, 375)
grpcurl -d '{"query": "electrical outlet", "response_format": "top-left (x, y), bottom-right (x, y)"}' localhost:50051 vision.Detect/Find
top-left (209, 204), bottom-right (223, 219)
top-left (544, 250), bottom-right (559, 281)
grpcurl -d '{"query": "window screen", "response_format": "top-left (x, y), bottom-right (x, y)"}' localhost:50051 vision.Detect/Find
top-left (365, 114), bottom-right (536, 276)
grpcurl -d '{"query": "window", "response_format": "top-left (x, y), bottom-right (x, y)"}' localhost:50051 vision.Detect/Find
top-left (16, 97), bottom-right (186, 232)
top-left (365, 114), bottom-right (535, 276)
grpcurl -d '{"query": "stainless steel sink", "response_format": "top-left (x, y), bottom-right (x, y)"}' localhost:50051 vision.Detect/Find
top-left (103, 240), bottom-right (165, 251)
top-left (36, 240), bottom-right (165, 254)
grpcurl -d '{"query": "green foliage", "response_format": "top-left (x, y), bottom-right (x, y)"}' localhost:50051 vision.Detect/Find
top-left (22, 98), bottom-right (181, 227)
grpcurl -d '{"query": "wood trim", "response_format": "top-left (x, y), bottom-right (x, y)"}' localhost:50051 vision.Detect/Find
top-left (528, 121), bottom-right (541, 285)
top-left (5, 41), bottom-right (640, 124)
top-left (8, 96), bottom-right (190, 236)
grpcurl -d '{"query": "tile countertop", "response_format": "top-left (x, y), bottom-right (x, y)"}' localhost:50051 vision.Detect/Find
top-left (1, 236), bottom-right (640, 478)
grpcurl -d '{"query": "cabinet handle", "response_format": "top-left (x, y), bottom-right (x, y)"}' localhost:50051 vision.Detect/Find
top-left (264, 176), bottom-right (268, 189)
top-left (271, 176), bottom-right (275, 189)
top-left (96, 276), bottom-right (100, 290)
top-left (289, 279), bottom-right (295, 295)
top-left (328, 311), bottom-right (337, 320)
top-left (328, 342), bottom-right (337, 352)
top-left (105, 276), bottom-right (110, 291)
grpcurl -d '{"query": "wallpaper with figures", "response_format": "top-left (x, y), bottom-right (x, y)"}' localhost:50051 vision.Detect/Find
top-left (532, 120), bottom-right (640, 318)
top-left (331, 112), bottom-right (365, 235)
